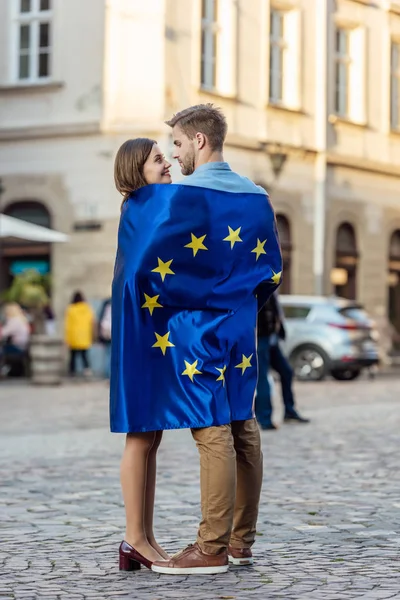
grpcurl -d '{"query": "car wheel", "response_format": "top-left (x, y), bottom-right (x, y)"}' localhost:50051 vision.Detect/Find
top-left (290, 345), bottom-right (329, 382)
top-left (331, 369), bottom-right (361, 381)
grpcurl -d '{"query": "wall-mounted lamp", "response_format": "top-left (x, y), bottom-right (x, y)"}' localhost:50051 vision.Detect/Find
top-left (330, 268), bottom-right (348, 286)
top-left (258, 143), bottom-right (287, 189)
top-left (269, 149), bottom-right (287, 180)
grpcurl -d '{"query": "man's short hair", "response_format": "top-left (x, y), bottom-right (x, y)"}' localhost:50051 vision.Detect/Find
top-left (165, 104), bottom-right (228, 151)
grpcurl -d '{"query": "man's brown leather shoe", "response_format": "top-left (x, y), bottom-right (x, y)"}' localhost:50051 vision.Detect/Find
top-left (228, 545), bottom-right (253, 566)
top-left (151, 543), bottom-right (229, 575)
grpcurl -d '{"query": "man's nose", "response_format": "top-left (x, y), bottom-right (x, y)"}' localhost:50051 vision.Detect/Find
top-left (172, 151), bottom-right (179, 160)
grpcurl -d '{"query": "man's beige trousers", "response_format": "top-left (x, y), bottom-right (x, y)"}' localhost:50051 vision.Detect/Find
top-left (191, 418), bottom-right (263, 554)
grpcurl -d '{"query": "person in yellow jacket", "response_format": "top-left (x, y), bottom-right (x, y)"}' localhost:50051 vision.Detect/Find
top-left (64, 291), bottom-right (95, 376)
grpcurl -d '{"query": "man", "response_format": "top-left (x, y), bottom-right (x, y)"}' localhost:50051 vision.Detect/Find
top-left (255, 292), bottom-right (310, 430)
top-left (151, 104), bottom-right (282, 575)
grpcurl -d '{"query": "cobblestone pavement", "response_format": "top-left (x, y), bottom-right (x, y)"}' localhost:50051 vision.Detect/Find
top-left (1, 376), bottom-right (400, 600)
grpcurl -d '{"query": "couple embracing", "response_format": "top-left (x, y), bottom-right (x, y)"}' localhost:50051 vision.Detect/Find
top-left (110, 104), bottom-right (282, 575)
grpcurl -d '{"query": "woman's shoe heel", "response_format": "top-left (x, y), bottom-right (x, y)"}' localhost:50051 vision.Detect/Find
top-left (119, 540), bottom-right (152, 570)
top-left (119, 554), bottom-right (141, 571)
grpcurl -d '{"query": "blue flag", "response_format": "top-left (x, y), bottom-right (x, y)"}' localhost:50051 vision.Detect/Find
top-left (110, 183), bottom-right (282, 433)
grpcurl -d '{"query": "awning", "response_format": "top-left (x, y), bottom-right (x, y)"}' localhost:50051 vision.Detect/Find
top-left (0, 214), bottom-right (69, 243)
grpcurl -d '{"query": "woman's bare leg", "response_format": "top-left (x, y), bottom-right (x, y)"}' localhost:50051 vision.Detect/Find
top-left (144, 430), bottom-right (169, 559)
top-left (120, 431), bottom-right (164, 562)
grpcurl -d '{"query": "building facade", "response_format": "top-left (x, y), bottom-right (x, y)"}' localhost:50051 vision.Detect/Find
top-left (0, 0), bottom-right (399, 333)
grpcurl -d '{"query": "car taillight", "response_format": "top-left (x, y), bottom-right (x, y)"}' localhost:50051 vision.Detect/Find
top-left (328, 322), bottom-right (369, 331)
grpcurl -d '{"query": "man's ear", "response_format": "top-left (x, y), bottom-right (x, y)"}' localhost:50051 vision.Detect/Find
top-left (196, 132), bottom-right (206, 150)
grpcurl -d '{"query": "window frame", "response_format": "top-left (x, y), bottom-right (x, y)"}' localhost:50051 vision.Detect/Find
top-left (334, 27), bottom-right (351, 117)
top-left (269, 8), bottom-right (286, 104)
top-left (391, 41), bottom-right (400, 131)
top-left (200, 0), bottom-right (219, 91)
top-left (11, 0), bottom-right (53, 85)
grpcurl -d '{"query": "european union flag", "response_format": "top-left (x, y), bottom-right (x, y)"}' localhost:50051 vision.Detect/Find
top-left (110, 183), bottom-right (282, 433)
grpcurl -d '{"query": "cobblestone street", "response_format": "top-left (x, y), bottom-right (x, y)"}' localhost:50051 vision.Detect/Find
top-left (1, 376), bottom-right (399, 600)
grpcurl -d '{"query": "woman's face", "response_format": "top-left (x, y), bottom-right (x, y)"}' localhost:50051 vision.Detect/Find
top-left (142, 144), bottom-right (172, 185)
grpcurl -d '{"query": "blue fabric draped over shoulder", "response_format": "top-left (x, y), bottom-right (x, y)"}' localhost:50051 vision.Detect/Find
top-left (110, 183), bottom-right (282, 433)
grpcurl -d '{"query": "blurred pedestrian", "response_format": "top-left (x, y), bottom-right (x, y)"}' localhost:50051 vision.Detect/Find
top-left (372, 308), bottom-right (400, 366)
top-left (0, 302), bottom-right (31, 377)
top-left (255, 292), bottom-right (309, 430)
top-left (98, 296), bottom-right (112, 379)
top-left (44, 303), bottom-right (56, 336)
top-left (64, 291), bottom-right (94, 376)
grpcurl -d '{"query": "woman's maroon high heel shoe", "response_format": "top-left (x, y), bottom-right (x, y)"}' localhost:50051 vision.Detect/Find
top-left (119, 541), bottom-right (153, 571)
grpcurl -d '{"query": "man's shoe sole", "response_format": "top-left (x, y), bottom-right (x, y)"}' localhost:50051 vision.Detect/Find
top-left (228, 556), bottom-right (253, 566)
top-left (151, 564), bottom-right (229, 575)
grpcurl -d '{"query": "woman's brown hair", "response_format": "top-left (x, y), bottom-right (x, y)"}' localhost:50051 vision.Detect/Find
top-left (114, 138), bottom-right (156, 208)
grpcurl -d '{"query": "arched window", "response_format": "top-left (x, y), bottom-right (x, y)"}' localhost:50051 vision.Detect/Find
top-left (276, 214), bottom-right (292, 294)
top-left (2, 201), bottom-right (52, 289)
top-left (388, 230), bottom-right (400, 342)
top-left (4, 200), bottom-right (51, 228)
top-left (336, 223), bottom-right (357, 255)
top-left (389, 230), bottom-right (400, 261)
top-left (334, 222), bottom-right (358, 300)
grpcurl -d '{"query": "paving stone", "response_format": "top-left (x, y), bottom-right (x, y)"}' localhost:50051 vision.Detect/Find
top-left (1, 377), bottom-right (400, 598)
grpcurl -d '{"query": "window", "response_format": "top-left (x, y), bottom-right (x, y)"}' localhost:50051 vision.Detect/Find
top-left (276, 214), bottom-right (292, 294)
top-left (268, 8), bottom-right (301, 109)
top-left (334, 222), bottom-right (358, 300)
top-left (269, 10), bottom-right (285, 103)
top-left (333, 25), bottom-right (366, 123)
top-left (338, 306), bottom-right (368, 323)
top-left (15, 0), bottom-right (52, 82)
top-left (334, 28), bottom-right (350, 117)
top-left (201, 0), bottom-right (218, 90)
top-left (5, 200), bottom-right (51, 228)
top-left (282, 305), bottom-right (311, 320)
top-left (388, 231), bottom-right (400, 341)
top-left (391, 42), bottom-right (400, 130)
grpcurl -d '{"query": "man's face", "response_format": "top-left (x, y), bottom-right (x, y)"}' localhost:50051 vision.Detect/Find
top-left (172, 125), bottom-right (196, 176)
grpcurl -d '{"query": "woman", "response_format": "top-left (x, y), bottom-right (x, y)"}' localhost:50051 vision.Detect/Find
top-left (0, 303), bottom-right (30, 374)
top-left (0, 302), bottom-right (30, 349)
top-left (113, 139), bottom-right (172, 571)
top-left (64, 291), bottom-right (94, 376)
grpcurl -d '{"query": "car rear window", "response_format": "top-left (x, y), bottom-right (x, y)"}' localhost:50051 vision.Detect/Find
top-left (338, 305), bottom-right (369, 322)
top-left (282, 305), bottom-right (311, 319)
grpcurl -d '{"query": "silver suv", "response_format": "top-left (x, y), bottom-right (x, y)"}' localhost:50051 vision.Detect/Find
top-left (279, 295), bottom-right (379, 381)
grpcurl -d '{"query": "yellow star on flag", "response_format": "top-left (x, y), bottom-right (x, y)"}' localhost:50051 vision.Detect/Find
top-left (271, 270), bottom-right (282, 285)
top-left (152, 331), bottom-right (175, 355)
top-left (235, 354), bottom-right (253, 375)
top-left (185, 233), bottom-right (208, 257)
top-left (251, 238), bottom-right (267, 261)
top-left (216, 365), bottom-right (227, 386)
top-left (141, 293), bottom-right (163, 315)
top-left (223, 226), bottom-right (243, 249)
top-left (152, 258), bottom-right (175, 282)
top-left (182, 359), bottom-right (202, 382)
